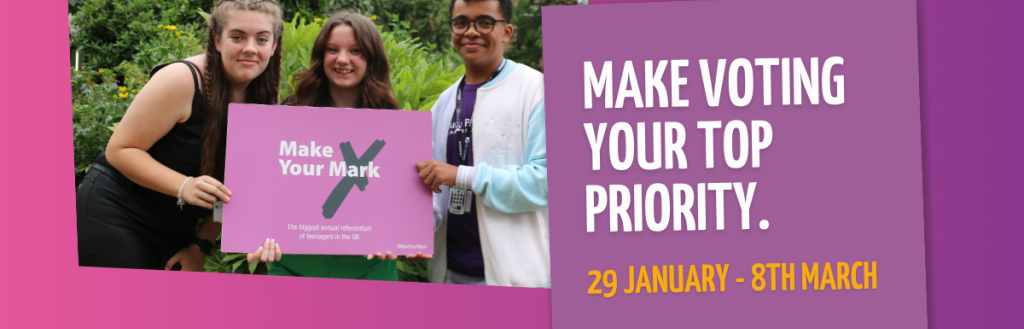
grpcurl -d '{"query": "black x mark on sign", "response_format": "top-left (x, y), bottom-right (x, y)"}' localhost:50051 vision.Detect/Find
top-left (321, 140), bottom-right (386, 219)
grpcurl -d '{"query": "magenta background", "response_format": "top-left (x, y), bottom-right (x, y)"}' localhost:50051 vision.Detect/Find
top-left (545, 0), bottom-right (926, 327)
top-left (221, 104), bottom-right (433, 254)
top-left (0, 0), bottom-right (1019, 327)
top-left (585, 1), bottom-right (1021, 329)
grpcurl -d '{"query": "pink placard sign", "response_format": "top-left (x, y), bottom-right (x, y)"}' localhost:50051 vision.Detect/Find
top-left (220, 104), bottom-right (433, 255)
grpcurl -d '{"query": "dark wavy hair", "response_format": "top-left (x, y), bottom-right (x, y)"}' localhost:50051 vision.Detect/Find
top-left (201, 0), bottom-right (284, 181)
top-left (285, 12), bottom-right (398, 110)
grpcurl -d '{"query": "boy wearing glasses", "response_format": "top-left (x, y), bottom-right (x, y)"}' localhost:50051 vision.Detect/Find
top-left (416, 0), bottom-right (549, 287)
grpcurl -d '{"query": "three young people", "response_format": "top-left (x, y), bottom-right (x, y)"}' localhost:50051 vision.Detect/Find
top-left (78, 0), bottom-right (549, 287)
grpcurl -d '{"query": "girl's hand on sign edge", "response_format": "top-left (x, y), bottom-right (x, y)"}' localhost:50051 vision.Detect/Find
top-left (366, 251), bottom-right (397, 261)
top-left (182, 175), bottom-right (232, 209)
top-left (247, 238), bottom-right (281, 263)
top-left (405, 252), bottom-right (433, 261)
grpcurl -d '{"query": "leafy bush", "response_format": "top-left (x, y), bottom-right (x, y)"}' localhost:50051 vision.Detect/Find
top-left (72, 66), bottom-right (140, 174)
top-left (204, 241), bottom-right (269, 275)
top-left (280, 0), bottom-right (372, 23)
top-left (70, 0), bottom-right (212, 72)
top-left (397, 258), bottom-right (430, 283)
top-left (276, 0), bottom-right (447, 51)
top-left (370, 0), bottom-right (451, 54)
top-left (131, 23), bottom-right (206, 72)
top-left (380, 14), bottom-right (462, 68)
top-left (383, 25), bottom-right (464, 111)
top-left (280, 15), bottom-right (325, 98)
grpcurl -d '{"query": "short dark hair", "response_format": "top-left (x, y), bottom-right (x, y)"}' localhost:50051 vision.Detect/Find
top-left (449, 0), bottom-right (514, 23)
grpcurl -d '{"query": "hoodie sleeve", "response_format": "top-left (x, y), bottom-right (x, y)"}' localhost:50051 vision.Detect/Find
top-left (469, 100), bottom-right (548, 213)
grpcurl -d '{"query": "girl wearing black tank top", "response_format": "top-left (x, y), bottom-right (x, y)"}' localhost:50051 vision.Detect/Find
top-left (76, 0), bottom-right (284, 271)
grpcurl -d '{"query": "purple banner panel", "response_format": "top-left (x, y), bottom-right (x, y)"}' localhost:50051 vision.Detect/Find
top-left (544, 1), bottom-right (926, 328)
top-left (222, 104), bottom-right (434, 255)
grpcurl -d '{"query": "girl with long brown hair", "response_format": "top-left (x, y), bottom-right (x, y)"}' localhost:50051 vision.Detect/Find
top-left (245, 12), bottom-right (425, 280)
top-left (284, 12), bottom-right (398, 109)
top-left (77, 0), bottom-right (284, 271)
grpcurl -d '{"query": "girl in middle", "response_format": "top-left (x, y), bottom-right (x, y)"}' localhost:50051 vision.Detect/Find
top-left (246, 12), bottom-right (421, 280)
top-left (283, 12), bottom-right (398, 109)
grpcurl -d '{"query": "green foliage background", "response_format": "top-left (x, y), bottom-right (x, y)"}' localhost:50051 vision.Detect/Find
top-left (70, 0), bottom-right (575, 281)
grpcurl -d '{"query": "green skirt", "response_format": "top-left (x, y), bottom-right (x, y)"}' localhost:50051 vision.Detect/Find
top-left (269, 255), bottom-right (398, 281)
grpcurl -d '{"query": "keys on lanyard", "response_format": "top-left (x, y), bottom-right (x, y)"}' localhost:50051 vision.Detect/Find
top-left (449, 187), bottom-right (473, 215)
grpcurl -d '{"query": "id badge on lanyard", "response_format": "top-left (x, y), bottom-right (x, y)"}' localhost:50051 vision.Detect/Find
top-left (449, 187), bottom-right (473, 215)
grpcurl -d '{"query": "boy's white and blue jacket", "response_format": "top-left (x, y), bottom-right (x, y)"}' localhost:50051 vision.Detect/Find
top-left (427, 60), bottom-right (550, 287)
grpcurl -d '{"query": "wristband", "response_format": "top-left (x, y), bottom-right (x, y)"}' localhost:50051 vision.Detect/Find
top-left (190, 237), bottom-right (214, 255)
top-left (176, 176), bottom-right (193, 210)
top-left (456, 165), bottom-right (477, 190)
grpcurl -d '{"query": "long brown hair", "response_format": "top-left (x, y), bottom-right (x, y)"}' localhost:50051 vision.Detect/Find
top-left (201, 0), bottom-right (284, 180)
top-left (286, 12), bottom-right (398, 110)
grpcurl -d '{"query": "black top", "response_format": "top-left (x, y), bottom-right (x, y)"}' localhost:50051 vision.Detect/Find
top-left (95, 60), bottom-right (211, 233)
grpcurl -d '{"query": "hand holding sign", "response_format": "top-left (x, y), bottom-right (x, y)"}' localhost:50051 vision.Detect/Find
top-left (405, 252), bottom-right (433, 261)
top-left (416, 159), bottom-right (458, 193)
top-left (246, 238), bottom-right (282, 264)
top-left (182, 175), bottom-right (232, 209)
top-left (367, 251), bottom-right (397, 261)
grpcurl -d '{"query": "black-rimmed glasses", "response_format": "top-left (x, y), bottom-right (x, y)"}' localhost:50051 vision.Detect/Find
top-left (449, 17), bottom-right (508, 35)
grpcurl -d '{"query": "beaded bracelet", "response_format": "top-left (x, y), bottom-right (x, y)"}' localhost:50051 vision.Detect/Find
top-left (176, 176), bottom-right (194, 210)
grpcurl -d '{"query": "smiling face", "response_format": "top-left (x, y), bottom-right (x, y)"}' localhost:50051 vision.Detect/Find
top-left (323, 24), bottom-right (367, 93)
top-left (214, 9), bottom-right (277, 88)
top-left (451, 0), bottom-right (512, 69)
